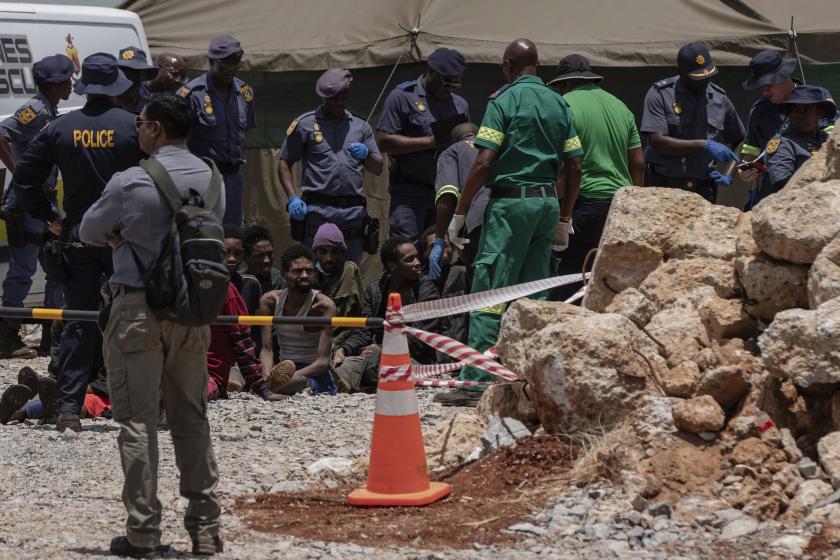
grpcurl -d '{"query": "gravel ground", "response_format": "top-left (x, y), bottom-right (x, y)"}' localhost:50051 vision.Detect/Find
top-left (0, 357), bottom-right (829, 559)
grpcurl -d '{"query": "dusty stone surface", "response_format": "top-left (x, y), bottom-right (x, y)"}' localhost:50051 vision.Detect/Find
top-left (699, 297), bottom-right (756, 341)
top-left (644, 305), bottom-right (710, 368)
top-left (661, 362), bottom-right (701, 399)
top-left (695, 366), bottom-right (751, 410)
top-left (735, 213), bottom-right (760, 258)
top-left (808, 235), bottom-right (840, 308)
top-left (735, 253), bottom-right (809, 321)
top-left (637, 258), bottom-right (738, 312)
top-left (424, 413), bottom-right (485, 470)
top-left (476, 382), bottom-right (538, 427)
top-left (759, 296), bottom-right (840, 391)
top-left (498, 299), bottom-right (666, 433)
top-left (604, 287), bottom-right (656, 328)
top-left (672, 395), bottom-right (725, 434)
top-left (818, 431), bottom-right (840, 488)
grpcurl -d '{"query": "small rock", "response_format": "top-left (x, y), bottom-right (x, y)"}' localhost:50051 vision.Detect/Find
top-left (507, 523), bottom-right (548, 536)
top-left (721, 518), bottom-right (759, 540)
top-left (647, 501), bottom-right (672, 518)
top-left (584, 523), bottom-right (611, 540)
top-left (306, 457), bottom-right (356, 480)
top-left (713, 508), bottom-right (744, 528)
top-left (817, 431), bottom-right (840, 488)
top-left (672, 395), bottom-right (725, 434)
top-left (480, 416), bottom-right (531, 454)
top-left (770, 534), bottom-right (810, 557)
top-left (797, 457), bottom-right (819, 479)
top-left (269, 480), bottom-right (309, 493)
top-left (631, 494), bottom-right (648, 512)
top-left (698, 431), bottom-right (718, 442)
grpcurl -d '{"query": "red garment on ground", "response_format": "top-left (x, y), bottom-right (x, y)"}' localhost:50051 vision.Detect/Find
top-left (84, 393), bottom-right (111, 418)
top-left (207, 283), bottom-right (251, 399)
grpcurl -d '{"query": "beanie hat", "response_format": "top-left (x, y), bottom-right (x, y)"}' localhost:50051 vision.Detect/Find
top-left (312, 222), bottom-right (346, 250)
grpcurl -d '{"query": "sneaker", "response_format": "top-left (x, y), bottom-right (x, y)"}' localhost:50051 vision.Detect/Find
top-left (332, 369), bottom-right (351, 394)
top-left (227, 366), bottom-right (245, 393)
top-left (432, 389), bottom-right (483, 407)
top-left (0, 384), bottom-right (31, 424)
top-left (192, 535), bottom-right (223, 556)
top-left (109, 536), bottom-right (170, 558)
top-left (17, 366), bottom-right (40, 399)
top-left (56, 412), bottom-right (81, 433)
top-left (268, 360), bottom-right (296, 393)
top-left (38, 376), bottom-right (57, 423)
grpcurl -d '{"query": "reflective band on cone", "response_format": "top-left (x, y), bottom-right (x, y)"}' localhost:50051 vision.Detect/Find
top-left (347, 293), bottom-right (451, 507)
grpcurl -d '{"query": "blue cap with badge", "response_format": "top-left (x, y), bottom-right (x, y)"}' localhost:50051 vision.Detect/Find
top-left (316, 68), bottom-right (352, 98)
top-left (677, 42), bottom-right (717, 80)
top-left (117, 46), bottom-right (157, 73)
top-left (208, 35), bottom-right (243, 60)
top-left (742, 50), bottom-right (796, 90)
top-left (427, 47), bottom-right (466, 77)
top-left (778, 85), bottom-right (837, 118)
top-left (72, 52), bottom-right (132, 96)
top-left (32, 54), bottom-right (75, 84)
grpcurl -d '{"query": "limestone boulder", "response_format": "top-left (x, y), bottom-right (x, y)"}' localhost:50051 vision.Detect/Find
top-left (699, 297), bottom-right (757, 340)
top-left (759, 296), bottom-right (840, 391)
top-left (695, 366), bottom-right (751, 410)
top-left (638, 257), bottom-right (738, 312)
top-left (808, 235), bottom-right (840, 308)
top-left (644, 305), bottom-right (710, 367)
top-left (585, 187), bottom-right (741, 312)
top-left (735, 212), bottom-right (760, 257)
top-left (672, 395), bottom-right (725, 434)
top-left (818, 431), bottom-right (840, 488)
top-left (476, 382), bottom-right (538, 427)
top-left (604, 287), bottom-right (656, 328)
top-left (497, 299), bottom-right (667, 433)
top-left (752, 180), bottom-right (840, 264)
top-left (424, 413), bottom-right (484, 470)
top-left (661, 361), bottom-right (701, 398)
top-left (735, 253), bottom-right (809, 321)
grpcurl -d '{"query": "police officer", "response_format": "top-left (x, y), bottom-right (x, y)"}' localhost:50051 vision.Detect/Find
top-left (13, 53), bottom-right (143, 432)
top-left (116, 46), bottom-right (158, 114)
top-left (178, 35), bottom-right (256, 225)
top-left (435, 39), bottom-right (583, 407)
top-left (739, 50), bottom-right (838, 206)
top-left (765, 85), bottom-right (836, 191)
top-left (640, 43), bottom-right (745, 203)
top-left (0, 55), bottom-right (73, 359)
top-left (376, 47), bottom-right (470, 242)
top-left (278, 68), bottom-right (383, 265)
top-left (147, 53), bottom-right (187, 94)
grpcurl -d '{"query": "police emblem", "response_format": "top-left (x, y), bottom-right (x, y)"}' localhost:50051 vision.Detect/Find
top-left (176, 85), bottom-right (190, 97)
top-left (416, 101), bottom-right (426, 112)
top-left (204, 105), bottom-right (214, 115)
top-left (15, 107), bottom-right (37, 125)
top-left (287, 119), bottom-right (298, 135)
top-left (695, 54), bottom-right (705, 65)
top-left (672, 102), bottom-right (682, 115)
top-left (203, 95), bottom-right (212, 104)
top-left (313, 123), bottom-right (320, 131)
top-left (766, 138), bottom-right (781, 154)
top-left (314, 132), bottom-right (324, 143)
top-left (239, 85), bottom-right (254, 103)
top-left (122, 49), bottom-right (135, 60)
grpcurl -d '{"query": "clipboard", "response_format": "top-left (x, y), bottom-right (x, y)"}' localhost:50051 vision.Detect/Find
top-left (432, 113), bottom-right (468, 146)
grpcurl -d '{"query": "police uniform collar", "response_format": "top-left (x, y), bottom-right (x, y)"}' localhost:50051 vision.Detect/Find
top-left (314, 105), bottom-right (351, 121)
top-left (33, 91), bottom-right (57, 116)
top-left (415, 76), bottom-right (428, 98)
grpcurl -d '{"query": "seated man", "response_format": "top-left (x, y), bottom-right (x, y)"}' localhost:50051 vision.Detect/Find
top-left (312, 222), bottom-right (364, 347)
top-left (258, 244), bottom-right (337, 396)
top-left (243, 224), bottom-right (286, 295)
top-left (420, 226), bottom-right (468, 345)
top-left (332, 237), bottom-right (441, 393)
top-left (224, 223), bottom-right (261, 314)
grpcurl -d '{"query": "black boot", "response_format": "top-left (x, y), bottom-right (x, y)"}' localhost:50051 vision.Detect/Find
top-left (0, 318), bottom-right (36, 359)
top-left (37, 320), bottom-right (52, 357)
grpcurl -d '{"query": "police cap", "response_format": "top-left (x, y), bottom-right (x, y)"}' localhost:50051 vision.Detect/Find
top-left (32, 54), bottom-right (75, 85)
top-left (742, 50), bottom-right (796, 90)
top-left (677, 42), bottom-right (717, 80)
top-left (427, 47), bottom-right (466, 77)
top-left (72, 52), bottom-right (132, 96)
top-left (315, 68), bottom-right (352, 98)
top-left (778, 85), bottom-right (837, 118)
top-left (208, 35), bottom-right (243, 60)
top-left (117, 46), bottom-right (157, 74)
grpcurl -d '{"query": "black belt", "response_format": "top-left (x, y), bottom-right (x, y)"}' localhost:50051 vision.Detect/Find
top-left (302, 193), bottom-right (366, 208)
top-left (646, 166), bottom-right (712, 190)
top-left (214, 161), bottom-right (242, 174)
top-left (490, 185), bottom-right (557, 199)
top-left (111, 284), bottom-right (145, 298)
top-left (306, 223), bottom-right (363, 239)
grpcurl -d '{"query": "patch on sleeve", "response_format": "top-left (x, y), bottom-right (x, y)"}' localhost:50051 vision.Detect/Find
top-left (176, 85), bottom-right (191, 97)
top-left (287, 119), bottom-right (298, 136)
top-left (476, 126), bottom-right (504, 146)
top-left (15, 106), bottom-right (37, 125)
top-left (239, 85), bottom-right (254, 103)
top-left (766, 138), bottom-right (781, 154)
top-left (564, 136), bottom-right (582, 153)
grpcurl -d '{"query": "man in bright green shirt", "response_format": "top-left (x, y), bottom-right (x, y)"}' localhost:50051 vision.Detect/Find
top-left (547, 54), bottom-right (645, 301)
top-left (434, 38), bottom-right (583, 407)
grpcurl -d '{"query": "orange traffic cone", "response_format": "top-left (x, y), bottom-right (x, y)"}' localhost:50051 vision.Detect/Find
top-left (347, 293), bottom-right (451, 506)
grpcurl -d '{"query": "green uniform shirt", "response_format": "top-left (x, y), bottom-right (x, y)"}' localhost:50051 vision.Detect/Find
top-left (563, 83), bottom-right (641, 199)
top-left (475, 75), bottom-right (583, 188)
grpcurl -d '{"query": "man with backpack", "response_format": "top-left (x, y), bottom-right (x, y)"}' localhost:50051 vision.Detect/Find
top-left (80, 92), bottom-right (226, 557)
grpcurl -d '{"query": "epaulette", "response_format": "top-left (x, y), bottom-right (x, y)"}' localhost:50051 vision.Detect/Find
top-left (708, 82), bottom-right (727, 94)
top-left (489, 84), bottom-right (510, 99)
top-left (653, 77), bottom-right (677, 89)
top-left (175, 85), bottom-right (191, 97)
top-left (396, 80), bottom-right (416, 91)
top-left (286, 110), bottom-right (317, 135)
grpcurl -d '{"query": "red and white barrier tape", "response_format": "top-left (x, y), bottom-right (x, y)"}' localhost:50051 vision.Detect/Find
top-left (410, 346), bottom-right (499, 379)
top-left (405, 327), bottom-right (519, 382)
top-left (563, 286), bottom-right (586, 305)
top-left (400, 272), bottom-right (588, 323)
top-left (415, 379), bottom-right (501, 388)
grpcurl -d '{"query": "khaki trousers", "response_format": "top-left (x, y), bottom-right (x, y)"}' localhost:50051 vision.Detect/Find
top-left (104, 290), bottom-right (220, 548)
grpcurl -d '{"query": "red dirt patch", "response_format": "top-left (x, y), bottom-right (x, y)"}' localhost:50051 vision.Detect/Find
top-left (235, 436), bottom-right (578, 549)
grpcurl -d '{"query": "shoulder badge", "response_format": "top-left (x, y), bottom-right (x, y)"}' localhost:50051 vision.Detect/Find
top-left (672, 102), bottom-right (682, 115)
top-left (287, 119), bottom-right (298, 135)
top-left (766, 138), bottom-right (781, 154)
top-left (654, 77), bottom-right (676, 90)
top-left (239, 85), bottom-right (254, 103)
top-left (314, 131), bottom-right (324, 143)
top-left (313, 122), bottom-right (320, 131)
top-left (14, 106), bottom-right (37, 125)
top-left (415, 100), bottom-right (426, 112)
top-left (176, 85), bottom-right (191, 97)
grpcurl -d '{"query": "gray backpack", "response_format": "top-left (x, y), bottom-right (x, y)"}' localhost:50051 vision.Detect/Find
top-left (130, 157), bottom-right (229, 326)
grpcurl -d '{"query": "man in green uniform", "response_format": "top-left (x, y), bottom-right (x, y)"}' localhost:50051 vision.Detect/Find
top-left (434, 39), bottom-right (583, 407)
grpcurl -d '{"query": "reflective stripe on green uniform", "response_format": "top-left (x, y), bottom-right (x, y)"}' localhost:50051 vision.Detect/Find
top-left (460, 74), bottom-right (580, 389)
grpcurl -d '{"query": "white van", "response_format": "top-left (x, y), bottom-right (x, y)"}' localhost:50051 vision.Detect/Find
top-left (0, 3), bottom-right (149, 245)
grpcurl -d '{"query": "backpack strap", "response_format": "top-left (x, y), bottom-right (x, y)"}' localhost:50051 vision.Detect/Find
top-left (140, 157), bottom-right (183, 211)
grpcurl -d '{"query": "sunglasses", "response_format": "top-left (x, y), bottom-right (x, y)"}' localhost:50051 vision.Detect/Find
top-left (135, 117), bottom-right (158, 129)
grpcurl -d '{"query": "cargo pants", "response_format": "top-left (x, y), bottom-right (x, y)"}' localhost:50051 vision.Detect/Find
top-left (103, 289), bottom-right (220, 548)
top-left (459, 190), bottom-right (559, 389)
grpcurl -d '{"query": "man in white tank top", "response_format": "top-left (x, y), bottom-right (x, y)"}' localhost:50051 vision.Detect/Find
top-left (258, 244), bottom-right (338, 395)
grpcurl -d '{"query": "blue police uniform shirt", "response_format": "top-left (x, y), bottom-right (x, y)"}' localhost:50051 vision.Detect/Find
top-left (279, 106), bottom-right (380, 198)
top-left (0, 92), bottom-right (59, 206)
top-left (765, 129), bottom-right (829, 190)
top-left (640, 76), bottom-right (745, 179)
top-left (178, 73), bottom-right (256, 166)
top-left (12, 98), bottom-right (143, 227)
top-left (376, 76), bottom-right (469, 188)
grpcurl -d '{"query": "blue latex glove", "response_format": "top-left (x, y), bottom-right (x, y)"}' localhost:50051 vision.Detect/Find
top-left (429, 237), bottom-right (445, 279)
top-left (708, 170), bottom-right (734, 187)
top-left (705, 140), bottom-right (740, 163)
top-left (348, 142), bottom-right (369, 161)
top-left (287, 195), bottom-right (307, 221)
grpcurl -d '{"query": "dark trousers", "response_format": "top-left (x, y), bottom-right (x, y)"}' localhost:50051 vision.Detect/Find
top-left (550, 196), bottom-right (613, 302)
top-left (57, 235), bottom-right (112, 415)
top-left (645, 169), bottom-right (717, 204)
top-left (221, 170), bottom-right (244, 226)
top-left (389, 187), bottom-right (435, 243)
